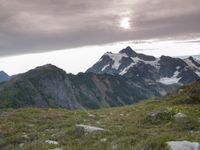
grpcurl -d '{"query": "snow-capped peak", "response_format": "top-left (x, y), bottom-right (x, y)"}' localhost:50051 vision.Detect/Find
top-left (184, 56), bottom-right (200, 77)
top-left (184, 56), bottom-right (200, 69)
top-left (119, 46), bottom-right (137, 57)
top-left (86, 46), bottom-right (200, 85)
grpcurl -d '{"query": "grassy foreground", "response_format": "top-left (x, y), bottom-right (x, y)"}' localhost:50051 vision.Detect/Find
top-left (0, 97), bottom-right (200, 150)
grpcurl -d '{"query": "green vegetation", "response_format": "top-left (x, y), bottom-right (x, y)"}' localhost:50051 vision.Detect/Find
top-left (165, 79), bottom-right (200, 105)
top-left (0, 98), bottom-right (199, 150)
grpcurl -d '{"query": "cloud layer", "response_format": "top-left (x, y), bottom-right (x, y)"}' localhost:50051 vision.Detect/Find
top-left (0, 0), bottom-right (200, 56)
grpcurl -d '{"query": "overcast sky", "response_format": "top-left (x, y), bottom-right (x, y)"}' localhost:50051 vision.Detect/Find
top-left (0, 0), bottom-right (200, 74)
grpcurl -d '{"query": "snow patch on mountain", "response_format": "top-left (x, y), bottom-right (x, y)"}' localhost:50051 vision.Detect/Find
top-left (87, 46), bottom-right (200, 85)
top-left (176, 66), bottom-right (180, 70)
top-left (119, 57), bottom-right (160, 75)
top-left (119, 63), bottom-right (135, 75)
top-left (184, 57), bottom-right (200, 69)
top-left (105, 53), bottom-right (128, 70)
top-left (101, 64), bottom-right (110, 71)
top-left (158, 71), bottom-right (181, 85)
top-left (184, 57), bottom-right (200, 77)
top-left (195, 71), bottom-right (200, 77)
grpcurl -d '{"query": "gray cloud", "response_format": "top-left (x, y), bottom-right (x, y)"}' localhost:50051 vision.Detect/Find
top-left (0, 0), bottom-right (200, 56)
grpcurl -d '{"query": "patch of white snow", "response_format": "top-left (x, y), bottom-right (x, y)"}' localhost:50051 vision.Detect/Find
top-left (184, 58), bottom-right (196, 68)
top-left (105, 53), bottom-right (128, 70)
top-left (119, 63), bottom-right (135, 75)
top-left (101, 64), bottom-right (110, 71)
top-left (158, 71), bottom-right (181, 85)
top-left (195, 71), bottom-right (200, 77)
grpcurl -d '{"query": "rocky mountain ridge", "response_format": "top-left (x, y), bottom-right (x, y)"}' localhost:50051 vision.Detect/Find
top-left (0, 46), bottom-right (199, 109)
top-left (87, 46), bottom-right (200, 85)
top-left (0, 64), bottom-right (175, 109)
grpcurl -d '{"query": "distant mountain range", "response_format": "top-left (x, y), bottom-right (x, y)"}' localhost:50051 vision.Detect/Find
top-left (87, 46), bottom-right (200, 85)
top-left (188, 55), bottom-right (200, 60)
top-left (0, 71), bottom-right (10, 83)
top-left (0, 64), bottom-right (176, 109)
top-left (0, 46), bottom-right (199, 109)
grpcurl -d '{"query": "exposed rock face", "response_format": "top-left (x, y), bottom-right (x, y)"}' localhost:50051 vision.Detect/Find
top-left (87, 46), bottom-right (200, 85)
top-left (167, 141), bottom-right (200, 150)
top-left (0, 64), bottom-right (175, 109)
top-left (0, 47), bottom-right (199, 109)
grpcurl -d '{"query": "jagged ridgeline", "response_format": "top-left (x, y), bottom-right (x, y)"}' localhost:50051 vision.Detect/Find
top-left (87, 46), bottom-right (200, 84)
top-left (0, 64), bottom-right (175, 109)
top-left (0, 46), bottom-right (199, 109)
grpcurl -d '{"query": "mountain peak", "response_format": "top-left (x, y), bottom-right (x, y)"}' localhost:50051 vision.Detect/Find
top-left (0, 71), bottom-right (10, 83)
top-left (188, 56), bottom-right (194, 61)
top-left (35, 64), bottom-right (61, 71)
top-left (185, 56), bottom-right (200, 68)
top-left (119, 46), bottom-right (137, 57)
top-left (0, 71), bottom-right (8, 75)
top-left (24, 64), bottom-right (67, 79)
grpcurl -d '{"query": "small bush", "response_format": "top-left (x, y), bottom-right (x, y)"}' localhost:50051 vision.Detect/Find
top-left (146, 110), bottom-right (174, 124)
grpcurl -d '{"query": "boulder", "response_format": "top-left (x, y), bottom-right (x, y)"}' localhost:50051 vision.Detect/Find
top-left (76, 124), bottom-right (105, 133)
top-left (167, 141), bottom-right (200, 150)
top-left (174, 112), bottom-right (187, 119)
top-left (45, 140), bottom-right (58, 145)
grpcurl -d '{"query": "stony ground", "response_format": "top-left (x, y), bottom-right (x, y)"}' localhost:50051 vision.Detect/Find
top-left (0, 97), bottom-right (200, 150)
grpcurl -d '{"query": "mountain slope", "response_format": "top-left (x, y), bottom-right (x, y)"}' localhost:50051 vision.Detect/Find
top-left (0, 71), bottom-right (10, 83)
top-left (0, 64), bottom-right (175, 109)
top-left (163, 78), bottom-right (200, 104)
top-left (87, 46), bottom-right (200, 85)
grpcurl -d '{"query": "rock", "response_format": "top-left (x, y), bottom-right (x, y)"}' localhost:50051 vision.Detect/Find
top-left (174, 112), bottom-right (187, 119)
top-left (50, 148), bottom-right (63, 150)
top-left (19, 143), bottom-right (24, 148)
top-left (167, 141), bottom-right (200, 150)
top-left (0, 112), bottom-right (14, 117)
top-left (197, 117), bottom-right (200, 123)
top-left (112, 143), bottom-right (117, 150)
top-left (190, 131), bottom-right (200, 134)
top-left (100, 138), bottom-right (107, 142)
top-left (88, 114), bottom-right (96, 118)
top-left (120, 114), bottom-right (124, 117)
top-left (22, 133), bottom-right (29, 139)
top-left (45, 140), bottom-right (58, 145)
top-left (96, 121), bottom-right (101, 124)
top-left (76, 124), bottom-right (105, 133)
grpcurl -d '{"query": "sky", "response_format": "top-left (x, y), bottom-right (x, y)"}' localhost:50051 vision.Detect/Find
top-left (0, 0), bottom-right (200, 75)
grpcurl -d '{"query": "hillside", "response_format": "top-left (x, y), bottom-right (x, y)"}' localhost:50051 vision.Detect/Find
top-left (0, 64), bottom-right (176, 109)
top-left (163, 79), bottom-right (200, 104)
top-left (0, 79), bottom-right (200, 150)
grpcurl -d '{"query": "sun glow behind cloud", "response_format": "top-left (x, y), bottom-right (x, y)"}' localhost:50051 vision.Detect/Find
top-left (120, 17), bottom-right (131, 30)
